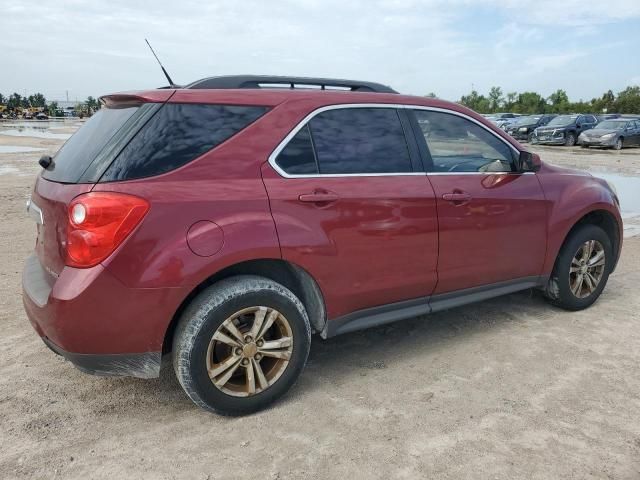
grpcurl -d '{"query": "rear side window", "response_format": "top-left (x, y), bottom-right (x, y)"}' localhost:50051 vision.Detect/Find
top-left (42, 106), bottom-right (140, 183)
top-left (276, 125), bottom-right (318, 175)
top-left (309, 108), bottom-right (412, 174)
top-left (100, 104), bottom-right (267, 182)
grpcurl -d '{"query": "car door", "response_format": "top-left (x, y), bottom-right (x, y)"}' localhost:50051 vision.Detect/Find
top-left (409, 108), bottom-right (548, 294)
top-left (262, 106), bottom-right (439, 320)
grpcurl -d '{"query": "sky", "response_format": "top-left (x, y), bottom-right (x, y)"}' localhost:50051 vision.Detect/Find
top-left (1, 0), bottom-right (639, 102)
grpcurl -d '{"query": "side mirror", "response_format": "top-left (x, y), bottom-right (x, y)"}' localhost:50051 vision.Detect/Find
top-left (517, 151), bottom-right (541, 172)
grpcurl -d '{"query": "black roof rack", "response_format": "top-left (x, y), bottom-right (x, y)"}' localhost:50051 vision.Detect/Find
top-left (184, 75), bottom-right (398, 93)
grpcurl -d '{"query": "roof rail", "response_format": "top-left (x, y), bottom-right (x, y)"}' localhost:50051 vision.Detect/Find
top-left (184, 75), bottom-right (398, 93)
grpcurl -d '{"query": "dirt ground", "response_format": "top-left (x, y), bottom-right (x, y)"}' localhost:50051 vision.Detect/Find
top-left (1, 120), bottom-right (640, 479)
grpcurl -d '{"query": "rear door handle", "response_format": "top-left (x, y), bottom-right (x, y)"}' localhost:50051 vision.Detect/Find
top-left (442, 192), bottom-right (472, 204)
top-left (298, 191), bottom-right (339, 203)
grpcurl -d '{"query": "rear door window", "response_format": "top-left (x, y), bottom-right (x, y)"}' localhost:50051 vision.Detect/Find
top-left (101, 104), bottom-right (267, 182)
top-left (308, 108), bottom-right (412, 174)
top-left (42, 106), bottom-right (141, 183)
top-left (275, 125), bottom-right (318, 175)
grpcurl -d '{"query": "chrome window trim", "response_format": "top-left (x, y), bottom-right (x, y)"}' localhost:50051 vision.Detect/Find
top-left (267, 103), bottom-right (523, 179)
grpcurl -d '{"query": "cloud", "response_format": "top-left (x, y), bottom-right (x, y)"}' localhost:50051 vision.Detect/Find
top-left (0, 0), bottom-right (638, 101)
top-left (482, 0), bottom-right (640, 26)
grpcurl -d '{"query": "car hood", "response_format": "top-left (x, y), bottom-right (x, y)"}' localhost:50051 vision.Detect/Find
top-left (583, 128), bottom-right (619, 136)
top-left (509, 123), bottom-right (537, 129)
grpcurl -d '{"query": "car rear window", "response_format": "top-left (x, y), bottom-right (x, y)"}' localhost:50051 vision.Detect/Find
top-left (100, 104), bottom-right (267, 182)
top-left (42, 106), bottom-right (141, 183)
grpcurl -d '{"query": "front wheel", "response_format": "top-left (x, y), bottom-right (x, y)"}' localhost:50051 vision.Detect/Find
top-left (565, 132), bottom-right (576, 146)
top-left (613, 137), bottom-right (623, 150)
top-left (173, 276), bottom-right (311, 415)
top-left (544, 224), bottom-right (612, 311)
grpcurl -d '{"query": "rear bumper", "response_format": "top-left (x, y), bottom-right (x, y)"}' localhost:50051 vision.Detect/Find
top-left (22, 253), bottom-right (188, 378)
top-left (42, 336), bottom-right (161, 378)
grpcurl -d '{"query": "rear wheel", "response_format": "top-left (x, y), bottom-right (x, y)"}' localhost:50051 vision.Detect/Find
top-left (565, 132), bottom-right (576, 146)
top-left (544, 224), bottom-right (612, 311)
top-left (173, 276), bottom-right (311, 415)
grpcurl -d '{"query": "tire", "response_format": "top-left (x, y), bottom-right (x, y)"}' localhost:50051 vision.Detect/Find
top-left (565, 132), bottom-right (576, 146)
top-left (544, 224), bottom-right (613, 311)
top-left (613, 137), bottom-right (623, 150)
top-left (527, 132), bottom-right (534, 143)
top-left (173, 275), bottom-right (311, 415)
top-left (581, 144), bottom-right (589, 149)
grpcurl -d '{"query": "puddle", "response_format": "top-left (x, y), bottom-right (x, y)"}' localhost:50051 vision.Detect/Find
top-left (592, 173), bottom-right (640, 238)
top-left (0, 128), bottom-right (71, 140)
top-left (0, 120), bottom-right (79, 140)
top-left (0, 165), bottom-right (20, 175)
top-left (592, 173), bottom-right (640, 214)
top-left (0, 146), bottom-right (45, 153)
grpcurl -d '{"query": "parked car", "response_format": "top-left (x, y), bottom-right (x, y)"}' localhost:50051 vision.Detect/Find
top-left (506, 114), bottom-right (557, 142)
top-left (579, 118), bottom-right (640, 150)
top-left (22, 75), bottom-right (622, 415)
top-left (532, 114), bottom-right (598, 146)
top-left (488, 113), bottom-right (522, 130)
top-left (35, 112), bottom-right (49, 120)
top-left (597, 114), bottom-right (621, 122)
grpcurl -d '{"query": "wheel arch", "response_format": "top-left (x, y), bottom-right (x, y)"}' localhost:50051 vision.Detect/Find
top-left (162, 259), bottom-right (327, 354)
top-left (554, 209), bottom-right (621, 273)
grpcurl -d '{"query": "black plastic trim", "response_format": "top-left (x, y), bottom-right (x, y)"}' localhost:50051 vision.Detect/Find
top-left (42, 337), bottom-right (161, 379)
top-left (323, 276), bottom-right (544, 338)
top-left (429, 276), bottom-right (541, 313)
top-left (185, 75), bottom-right (398, 93)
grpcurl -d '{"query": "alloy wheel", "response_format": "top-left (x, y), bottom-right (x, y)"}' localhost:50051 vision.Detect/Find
top-left (569, 240), bottom-right (606, 299)
top-left (614, 138), bottom-right (623, 150)
top-left (206, 306), bottom-right (294, 397)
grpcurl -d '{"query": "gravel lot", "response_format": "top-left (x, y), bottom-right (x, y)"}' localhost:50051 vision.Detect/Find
top-left (1, 120), bottom-right (640, 479)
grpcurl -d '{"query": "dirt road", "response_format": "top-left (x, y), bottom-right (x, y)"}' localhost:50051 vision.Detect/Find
top-left (1, 121), bottom-right (640, 479)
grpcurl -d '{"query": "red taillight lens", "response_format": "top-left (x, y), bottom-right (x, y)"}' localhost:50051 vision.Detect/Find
top-left (66, 192), bottom-right (149, 268)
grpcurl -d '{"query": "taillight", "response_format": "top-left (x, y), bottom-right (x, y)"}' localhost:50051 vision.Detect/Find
top-left (66, 192), bottom-right (149, 268)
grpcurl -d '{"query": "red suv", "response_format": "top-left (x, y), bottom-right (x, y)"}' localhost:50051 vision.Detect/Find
top-left (23, 76), bottom-right (622, 415)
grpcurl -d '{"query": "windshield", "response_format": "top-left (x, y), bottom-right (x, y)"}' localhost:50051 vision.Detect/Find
top-left (596, 120), bottom-right (628, 130)
top-left (513, 115), bottom-right (541, 125)
top-left (547, 115), bottom-right (577, 126)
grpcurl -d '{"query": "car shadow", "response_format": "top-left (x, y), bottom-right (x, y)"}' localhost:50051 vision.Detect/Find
top-left (123, 288), bottom-right (556, 413)
top-left (73, 288), bottom-right (562, 418)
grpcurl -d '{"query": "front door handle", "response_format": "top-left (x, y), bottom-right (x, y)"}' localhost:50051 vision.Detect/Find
top-left (298, 191), bottom-right (339, 204)
top-left (442, 191), bottom-right (472, 205)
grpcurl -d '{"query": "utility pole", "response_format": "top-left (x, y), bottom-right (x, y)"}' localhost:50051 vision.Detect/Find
top-left (66, 90), bottom-right (69, 102)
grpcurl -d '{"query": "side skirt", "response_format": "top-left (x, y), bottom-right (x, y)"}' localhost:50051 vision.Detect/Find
top-left (322, 276), bottom-right (545, 338)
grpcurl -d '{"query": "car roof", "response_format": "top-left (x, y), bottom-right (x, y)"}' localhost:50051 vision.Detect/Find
top-left (102, 86), bottom-right (468, 112)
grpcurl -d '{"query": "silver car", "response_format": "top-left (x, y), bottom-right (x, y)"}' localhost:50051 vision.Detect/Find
top-left (579, 118), bottom-right (640, 150)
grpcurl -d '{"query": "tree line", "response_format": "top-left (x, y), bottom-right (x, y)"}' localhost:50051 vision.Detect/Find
top-left (0, 92), bottom-right (100, 115)
top-left (454, 86), bottom-right (640, 115)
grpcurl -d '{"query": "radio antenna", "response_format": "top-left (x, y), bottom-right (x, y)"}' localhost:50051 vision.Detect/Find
top-left (145, 38), bottom-right (178, 88)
